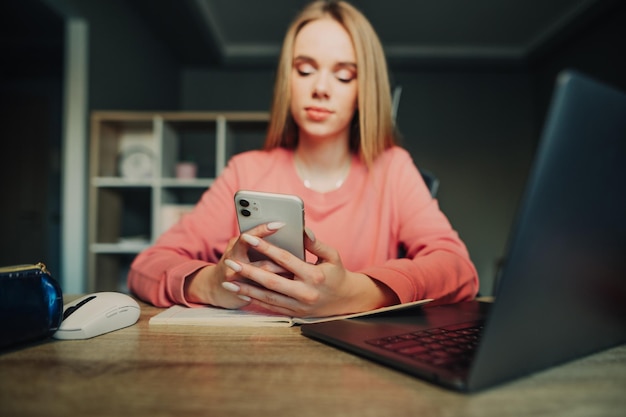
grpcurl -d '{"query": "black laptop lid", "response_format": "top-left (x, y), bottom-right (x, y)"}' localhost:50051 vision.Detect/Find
top-left (468, 70), bottom-right (626, 390)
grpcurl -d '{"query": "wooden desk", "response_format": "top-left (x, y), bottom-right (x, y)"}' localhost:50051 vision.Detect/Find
top-left (1, 299), bottom-right (625, 417)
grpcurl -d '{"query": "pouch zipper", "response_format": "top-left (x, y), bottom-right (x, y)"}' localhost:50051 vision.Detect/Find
top-left (0, 262), bottom-right (49, 275)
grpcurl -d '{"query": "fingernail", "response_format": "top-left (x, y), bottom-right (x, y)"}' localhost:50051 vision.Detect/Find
top-left (224, 259), bottom-right (242, 272)
top-left (267, 221), bottom-right (286, 230)
top-left (222, 281), bottom-right (240, 292)
top-left (238, 295), bottom-right (252, 302)
top-left (241, 234), bottom-right (260, 246)
top-left (305, 227), bottom-right (316, 242)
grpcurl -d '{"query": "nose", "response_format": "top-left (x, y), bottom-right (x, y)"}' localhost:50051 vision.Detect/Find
top-left (312, 70), bottom-right (330, 99)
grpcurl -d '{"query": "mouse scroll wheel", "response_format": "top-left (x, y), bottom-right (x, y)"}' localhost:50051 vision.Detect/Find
top-left (63, 295), bottom-right (97, 320)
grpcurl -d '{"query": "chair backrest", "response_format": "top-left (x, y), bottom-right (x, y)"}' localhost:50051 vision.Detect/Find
top-left (419, 168), bottom-right (439, 197)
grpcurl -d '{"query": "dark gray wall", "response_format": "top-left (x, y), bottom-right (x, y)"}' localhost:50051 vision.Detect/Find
top-left (532, 1), bottom-right (626, 128)
top-left (181, 69), bottom-right (276, 111)
top-left (83, 0), bottom-right (180, 110)
top-left (49, 0), bottom-right (181, 110)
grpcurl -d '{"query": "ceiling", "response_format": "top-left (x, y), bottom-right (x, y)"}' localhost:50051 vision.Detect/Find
top-left (126, 0), bottom-right (621, 69)
top-left (1, 0), bottom-right (621, 77)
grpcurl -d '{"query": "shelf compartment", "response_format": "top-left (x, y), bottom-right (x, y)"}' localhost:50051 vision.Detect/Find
top-left (160, 119), bottom-right (217, 179)
top-left (91, 116), bottom-right (155, 178)
top-left (95, 187), bottom-right (152, 244)
top-left (93, 253), bottom-right (137, 293)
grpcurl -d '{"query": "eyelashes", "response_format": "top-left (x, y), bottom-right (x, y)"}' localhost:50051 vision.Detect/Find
top-left (336, 73), bottom-right (356, 83)
top-left (296, 67), bottom-right (314, 77)
top-left (294, 62), bottom-right (356, 83)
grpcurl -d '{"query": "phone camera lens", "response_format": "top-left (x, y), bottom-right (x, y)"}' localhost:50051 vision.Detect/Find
top-left (241, 209), bottom-right (251, 217)
top-left (239, 199), bottom-right (249, 207)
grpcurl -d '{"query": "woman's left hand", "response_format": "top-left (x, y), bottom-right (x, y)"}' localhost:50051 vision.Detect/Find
top-left (222, 227), bottom-right (397, 317)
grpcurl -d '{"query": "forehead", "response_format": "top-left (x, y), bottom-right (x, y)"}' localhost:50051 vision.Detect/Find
top-left (293, 18), bottom-right (355, 62)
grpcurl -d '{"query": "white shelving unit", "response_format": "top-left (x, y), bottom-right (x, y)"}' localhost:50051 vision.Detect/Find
top-left (88, 111), bottom-right (269, 292)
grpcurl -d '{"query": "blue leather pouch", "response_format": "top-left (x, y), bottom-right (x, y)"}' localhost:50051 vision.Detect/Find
top-left (0, 263), bottom-right (63, 349)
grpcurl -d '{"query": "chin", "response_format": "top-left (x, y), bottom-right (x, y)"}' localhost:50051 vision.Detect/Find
top-left (299, 125), bottom-right (349, 142)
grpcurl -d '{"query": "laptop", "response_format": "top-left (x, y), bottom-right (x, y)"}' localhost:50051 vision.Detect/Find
top-left (301, 69), bottom-right (626, 392)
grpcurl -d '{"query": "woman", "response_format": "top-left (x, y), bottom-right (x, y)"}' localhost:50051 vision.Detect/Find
top-left (128, 0), bottom-right (478, 317)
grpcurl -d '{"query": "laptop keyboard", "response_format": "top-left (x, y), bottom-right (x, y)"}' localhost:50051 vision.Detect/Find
top-left (365, 322), bottom-right (484, 372)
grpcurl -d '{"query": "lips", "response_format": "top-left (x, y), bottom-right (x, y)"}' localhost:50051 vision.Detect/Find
top-left (305, 107), bottom-right (333, 121)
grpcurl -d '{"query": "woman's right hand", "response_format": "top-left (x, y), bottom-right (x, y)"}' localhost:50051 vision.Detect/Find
top-left (183, 222), bottom-right (286, 308)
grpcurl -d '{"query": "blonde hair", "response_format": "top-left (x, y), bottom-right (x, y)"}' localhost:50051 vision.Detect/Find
top-left (264, 0), bottom-right (397, 167)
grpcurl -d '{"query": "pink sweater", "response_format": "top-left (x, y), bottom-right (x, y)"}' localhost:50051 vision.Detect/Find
top-left (128, 146), bottom-right (478, 307)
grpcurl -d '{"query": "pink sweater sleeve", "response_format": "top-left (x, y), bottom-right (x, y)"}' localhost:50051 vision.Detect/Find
top-left (358, 150), bottom-right (479, 305)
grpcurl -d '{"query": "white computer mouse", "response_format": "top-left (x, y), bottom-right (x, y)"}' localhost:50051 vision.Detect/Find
top-left (53, 292), bottom-right (140, 340)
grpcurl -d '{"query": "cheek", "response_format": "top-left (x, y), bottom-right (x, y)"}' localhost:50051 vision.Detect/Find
top-left (342, 84), bottom-right (358, 111)
top-left (342, 86), bottom-right (359, 115)
top-left (289, 82), bottom-right (299, 113)
top-left (290, 78), bottom-right (305, 108)
top-left (289, 88), bottom-right (306, 128)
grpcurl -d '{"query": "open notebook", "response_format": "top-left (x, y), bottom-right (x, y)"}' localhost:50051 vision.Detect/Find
top-left (149, 299), bottom-right (432, 327)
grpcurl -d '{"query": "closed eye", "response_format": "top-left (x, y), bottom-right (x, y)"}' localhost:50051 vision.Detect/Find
top-left (335, 68), bottom-right (356, 83)
top-left (295, 60), bottom-right (316, 77)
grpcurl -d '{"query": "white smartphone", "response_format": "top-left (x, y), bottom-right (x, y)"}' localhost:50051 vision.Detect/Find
top-left (234, 190), bottom-right (305, 261)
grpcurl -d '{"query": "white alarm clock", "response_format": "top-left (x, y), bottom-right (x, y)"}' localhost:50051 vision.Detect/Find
top-left (118, 146), bottom-right (155, 179)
